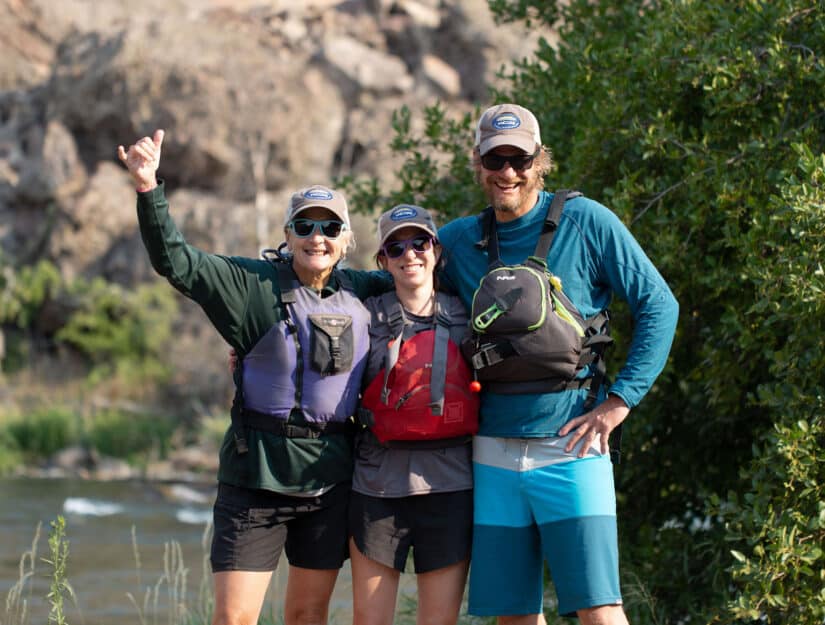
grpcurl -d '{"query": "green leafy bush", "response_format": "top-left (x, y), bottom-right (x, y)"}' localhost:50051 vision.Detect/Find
top-left (0, 260), bottom-right (62, 329)
top-left (5, 407), bottom-right (77, 458)
top-left (57, 278), bottom-right (177, 385)
top-left (87, 409), bottom-right (175, 460)
top-left (0, 256), bottom-right (177, 386)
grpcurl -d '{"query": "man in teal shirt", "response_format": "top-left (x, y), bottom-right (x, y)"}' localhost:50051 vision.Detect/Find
top-left (438, 104), bottom-right (679, 625)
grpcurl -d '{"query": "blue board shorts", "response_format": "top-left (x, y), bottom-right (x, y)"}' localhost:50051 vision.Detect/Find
top-left (468, 435), bottom-right (623, 617)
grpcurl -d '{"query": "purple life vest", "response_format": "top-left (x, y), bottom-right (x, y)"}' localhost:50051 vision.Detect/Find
top-left (242, 266), bottom-right (370, 427)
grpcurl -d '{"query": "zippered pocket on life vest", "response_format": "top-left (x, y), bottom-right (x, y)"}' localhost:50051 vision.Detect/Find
top-left (471, 266), bottom-right (547, 333)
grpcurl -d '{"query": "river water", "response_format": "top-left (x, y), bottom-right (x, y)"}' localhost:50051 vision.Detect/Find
top-left (0, 477), bottom-right (371, 625)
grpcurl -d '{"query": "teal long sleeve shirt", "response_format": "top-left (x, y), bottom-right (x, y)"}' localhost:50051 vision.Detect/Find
top-left (438, 190), bottom-right (679, 437)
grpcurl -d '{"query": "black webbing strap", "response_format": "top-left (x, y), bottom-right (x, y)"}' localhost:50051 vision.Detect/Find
top-left (381, 435), bottom-right (472, 450)
top-left (532, 189), bottom-right (570, 260)
top-left (275, 260), bottom-right (298, 305)
top-left (482, 375), bottom-right (593, 395)
top-left (476, 206), bottom-right (496, 256)
top-left (579, 310), bottom-right (622, 463)
top-left (358, 427), bottom-right (471, 450)
top-left (274, 262), bottom-right (302, 412)
top-left (482, 206), bottom-right (501, 265)
top-left (479, 190), bottom-right (582, 266)
top-left (229, 357), bottom-right (248, 454)
top-left (242, 409), bottom-right (354, 438)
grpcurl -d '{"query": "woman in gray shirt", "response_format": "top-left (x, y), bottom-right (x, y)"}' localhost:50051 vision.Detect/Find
top-left (350, 204), bottom-right (478, 625)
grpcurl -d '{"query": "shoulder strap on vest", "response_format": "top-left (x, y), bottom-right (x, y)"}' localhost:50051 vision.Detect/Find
top-left (532, 189), bottom-right (580, 260)
top-left (379, 292), bottom-right (406, 404)
top-left (428, 292), bottom-right (453, 416)
top-left (477, 206), bottom-right (501, 266)
top-left (376, 291), bottom-right (452, 415)
top-left (274, 260), bottom-right (298, 305)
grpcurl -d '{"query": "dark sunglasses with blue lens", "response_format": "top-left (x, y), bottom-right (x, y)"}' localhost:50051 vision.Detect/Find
top-left (288, 218), bottom-right (348, 239)
top-left (480, 148), bottom-right (540, 171)
top-left (380, 235), bottom-right (434, 259)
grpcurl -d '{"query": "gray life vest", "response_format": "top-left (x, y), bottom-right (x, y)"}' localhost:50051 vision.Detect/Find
top-left (464, 189), bottom-right (612, 398)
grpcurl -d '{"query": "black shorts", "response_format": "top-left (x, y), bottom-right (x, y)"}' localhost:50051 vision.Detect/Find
top-left (210, 482), bottom-right (350, 572)
top-left (349, 489), bottom-right (473, 574)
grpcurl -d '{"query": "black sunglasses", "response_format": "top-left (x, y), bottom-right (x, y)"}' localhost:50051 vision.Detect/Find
top-left (288, 218), bottom-right (347, 239)
top-left (380, 235), bottom-right (434, 259)
top-left (480, 149), bottom-right (540, 171)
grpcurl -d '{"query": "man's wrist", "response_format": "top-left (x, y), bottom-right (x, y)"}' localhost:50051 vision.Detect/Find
top-left (607, 392), bottom-right (629, 410)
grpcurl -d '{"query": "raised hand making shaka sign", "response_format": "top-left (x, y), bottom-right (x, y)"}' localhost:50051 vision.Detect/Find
top-left (117, 129), bottom-right (164, 192)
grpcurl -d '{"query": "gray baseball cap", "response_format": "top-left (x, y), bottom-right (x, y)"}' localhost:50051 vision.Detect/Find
top-left (474, 103), bottom-right (541, 156)
top-left (377, 204), bottom-right (437, 247)
top-left (287, 185), bottom-right (350, 227)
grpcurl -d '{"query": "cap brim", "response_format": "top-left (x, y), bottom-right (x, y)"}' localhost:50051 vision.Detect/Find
top-left (478, 134), bottom-right (537, 156)
top-left (379, 223), bottom-right (437, 247)
top-left (290, 205), bottom-right (348, 224)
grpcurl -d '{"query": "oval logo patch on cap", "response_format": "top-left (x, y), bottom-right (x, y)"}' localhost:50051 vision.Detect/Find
top-left (492, 113), bottom-right (521, 130)
top-left (390, 206), bottom-right (418, 221)
top-left (304, 188), bottom-right (334, 201)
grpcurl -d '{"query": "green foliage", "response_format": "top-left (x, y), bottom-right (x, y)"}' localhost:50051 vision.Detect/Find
top-left (709, 147), bottom-right (825, 624)
top-left (0, 260), bottom-right (62, 329)
top-left (57, 278), bottom-right (177, 385)
top-left (43, 516), bottom-right (76, 625)
top-left (488, 0), bottom-right (561, 28)
top-left (5, 408), bottom-right (76, 459)
top-left (346, 0), bottom-right (825, 621)
top-left (87, 409), bottom-right (175, 460)
top-left (0, 406), bottom-right (176, 469)
top-left (338, 102), bottom-right (487, 225)
top-left (0, 258), bottom-right (177, 386)
top-left (0, 260), bottom-right (63, 372)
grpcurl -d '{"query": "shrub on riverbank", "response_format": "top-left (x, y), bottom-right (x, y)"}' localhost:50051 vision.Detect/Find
top-left (0, 406), bottom-right (181, 475)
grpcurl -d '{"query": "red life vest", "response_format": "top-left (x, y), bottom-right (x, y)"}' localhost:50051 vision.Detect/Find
top-left (360, 293), bottom-right (479, 445)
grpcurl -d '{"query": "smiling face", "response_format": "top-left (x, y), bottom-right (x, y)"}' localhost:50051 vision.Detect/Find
top-left (378, 226), bottom-right (440, 293)
top-left (474, 145), bottom-right (547, 222)
top-left (285, 206), bottom-right (351, 289)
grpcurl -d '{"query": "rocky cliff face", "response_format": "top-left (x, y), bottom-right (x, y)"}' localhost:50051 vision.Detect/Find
top-left (0, 0), bottom-right (551, 410)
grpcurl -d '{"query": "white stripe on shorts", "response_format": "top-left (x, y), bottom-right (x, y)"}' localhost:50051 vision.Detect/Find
top-left (473, 433), bottom-right (605, 472)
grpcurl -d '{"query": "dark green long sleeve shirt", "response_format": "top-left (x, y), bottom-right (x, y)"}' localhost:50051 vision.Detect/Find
top-left (137, 181), bottom-right (391, 493)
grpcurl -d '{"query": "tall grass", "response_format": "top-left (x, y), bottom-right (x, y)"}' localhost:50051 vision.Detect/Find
top-left (127, 523), bottom-right (213, 625)
top-left (4, 514), bottom-right (506, 625)
top-left (2, 522), bottom-right (40, 625)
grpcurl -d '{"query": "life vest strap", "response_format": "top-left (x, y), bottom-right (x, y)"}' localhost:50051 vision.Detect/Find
top-left (481, 375), bottom-right (594, 395)
top-left (357, 425), bottom-right (472, 449)
top-left (242, 409), bottom-right (354, 438)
